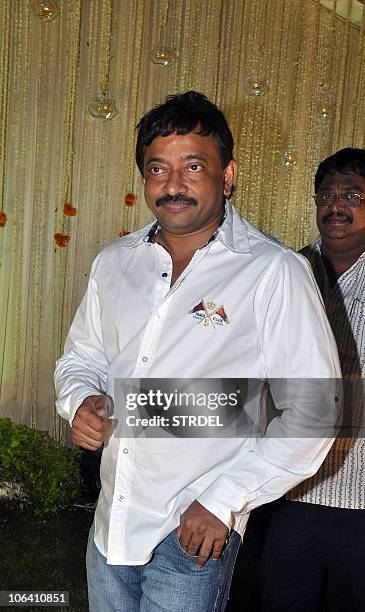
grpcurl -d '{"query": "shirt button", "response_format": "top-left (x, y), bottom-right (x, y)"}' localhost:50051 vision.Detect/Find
top-left (162, 272), bottom-right (168, 278)
top-left (142, 356), bottom-right (148, 363)
top-left (123, 448), bottom-right (129, 454)
top-left (119, 495), bottom-right (125, 501)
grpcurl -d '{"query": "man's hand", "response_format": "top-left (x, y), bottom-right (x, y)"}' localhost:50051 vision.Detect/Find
top-left (177, 500), bottom-right (229, 566)
top-left (72, 395), bottom-right (112, 450)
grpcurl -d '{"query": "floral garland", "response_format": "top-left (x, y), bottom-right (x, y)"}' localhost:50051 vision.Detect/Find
top-left (54, 1), bottom-right (81, 248)
top-left (0, 1), bottom-right (11, 230)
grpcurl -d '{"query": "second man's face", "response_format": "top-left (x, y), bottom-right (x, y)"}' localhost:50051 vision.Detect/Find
top-left (316, 171), bottom-right (365, 254)
top-left (142, 132), bottom-right (236, 236)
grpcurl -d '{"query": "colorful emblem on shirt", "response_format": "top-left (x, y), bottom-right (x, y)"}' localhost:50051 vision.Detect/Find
top-left (188, 299), bottom-right (230, 327)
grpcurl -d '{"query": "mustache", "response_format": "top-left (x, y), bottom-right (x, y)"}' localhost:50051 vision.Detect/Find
top-left (155, 194), bottom-right (198, 207)
top-left (322, 211), bottom-right (353, 224)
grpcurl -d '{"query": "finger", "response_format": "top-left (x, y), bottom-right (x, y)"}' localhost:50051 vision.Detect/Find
top-left (72, 429), bottom-right (104, 450)
top-left (186, 539), bottom-right (203, 556)
top-left (80, 396), bottom-right (98, 411)
top-left (75, 402), bottom-right (111, 429)
top-left (72, 419), bottom-right (109, 438)
top-left (178, 529), bottom-right (193, 552)
top-left (210, 542), bottom-right (225, 560)
top-left (95, 407), bottom-right (108, 419)
top-left (73, 439), bottom-right (101, 451)
top-left (94, 396), bottom-right (111, 420)
top-left (72, 418), bottom-right (110, 444)
top-left (73, 411), bottom-right (105, 433)
top-left (196, 539), bottom-right (214, 567)
top-left (81, 395), bottom-right (109, 414)
top-left (72, 424), bottom-right (107, 445)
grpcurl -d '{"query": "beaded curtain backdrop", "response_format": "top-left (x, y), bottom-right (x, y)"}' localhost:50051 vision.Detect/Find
top-left (0, 0), bottom-right (364, 436)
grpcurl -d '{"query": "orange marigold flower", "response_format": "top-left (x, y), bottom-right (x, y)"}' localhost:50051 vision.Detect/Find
top-left (54, 233), bottom-right (70, 247)
top-left (63, 202), bottom-right (77, 216)
top-left (0, 211), bottom-right (7, 227)
top-left (124, 192), bottom-right (136, 207)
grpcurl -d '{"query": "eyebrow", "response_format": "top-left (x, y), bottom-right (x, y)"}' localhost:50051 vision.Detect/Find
top-left (183, 154), bottom-right (208, 161)
top-left (319, 183), bottom-right (365, 191)
top-left (145, 154), bottom-right (209, 165)
top-left (145, 157), bottom-right (165, 165)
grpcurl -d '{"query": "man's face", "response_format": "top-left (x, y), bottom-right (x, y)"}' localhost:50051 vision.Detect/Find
top-left (316, 171), bottom-right (365, 253)
top-left (142, 132), bottom-right (236, 236)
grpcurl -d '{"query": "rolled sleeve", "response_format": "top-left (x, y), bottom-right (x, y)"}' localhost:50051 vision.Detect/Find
top-left (55, 256), bottom-right (109, 424)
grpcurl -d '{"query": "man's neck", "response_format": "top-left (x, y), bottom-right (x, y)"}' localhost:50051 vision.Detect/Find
top-left (155, 217), bottom-right (223, 286)
top-left (321, 241), bottom-right (364, 283)
top-left (156, 218), bottom-right (222, 259)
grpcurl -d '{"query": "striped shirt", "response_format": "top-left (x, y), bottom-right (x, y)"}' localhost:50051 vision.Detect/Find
top-left (288, 237), bottom-right (365, 509)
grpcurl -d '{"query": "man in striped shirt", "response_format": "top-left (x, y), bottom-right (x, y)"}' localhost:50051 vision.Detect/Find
top-left (262, 148), bottom-right (365, 611)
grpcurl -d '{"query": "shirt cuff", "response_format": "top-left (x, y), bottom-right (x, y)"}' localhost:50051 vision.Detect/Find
top-left (56, 386), bottom-right (103, 426)
top-left (196, 493), bottom-right (235, 530)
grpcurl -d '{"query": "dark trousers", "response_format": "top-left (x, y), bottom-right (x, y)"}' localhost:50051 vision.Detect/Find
top-left (261, 500), bottom-right (365, 612)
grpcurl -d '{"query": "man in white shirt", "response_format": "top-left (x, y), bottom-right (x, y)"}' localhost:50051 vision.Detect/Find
top-left (55, 91), bottom-right (341, 612)
top-left (262, 148), bottom-right (365, 612)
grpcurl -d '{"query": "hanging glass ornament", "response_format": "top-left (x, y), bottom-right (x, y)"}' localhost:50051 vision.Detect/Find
top-left (319, 105), bottom-right (332, 120)
top-left (246, 79), bottom-right (267, 97)
top-left (150, 47), bottom-right (177, 67)
top-left (88, 94), bottom-right (118, 120)
top-left (281, 148), bottom-right (298, 167)
top-left (317, 82), bottom-right (332, 120)
top-left (32, 1), bottom-right (60, 22)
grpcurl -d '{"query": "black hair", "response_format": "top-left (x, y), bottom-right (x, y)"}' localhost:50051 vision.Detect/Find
top-left (135, 91), bottom-right (234, 175)
top-left (315, 147), bottom-right (365, 192)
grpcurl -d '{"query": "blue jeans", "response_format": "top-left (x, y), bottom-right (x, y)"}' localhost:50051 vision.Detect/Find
top-left (86, 524), bottom-right (241, 611)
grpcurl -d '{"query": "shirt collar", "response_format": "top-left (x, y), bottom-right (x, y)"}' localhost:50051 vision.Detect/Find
top-left (310, 236), bottom-right (323, 254)
top-left (311, 235), bottom-right (365, 265)
top-left (119, 199), bottom-right (251, 255)
top-left (309, 235), bottom-right (365, 293)
top-left (218, 200), bottom-right (251, 254)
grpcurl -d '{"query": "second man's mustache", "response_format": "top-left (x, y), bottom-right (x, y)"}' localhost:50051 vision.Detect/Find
top-left (322, 211), bottom-right (353, 223)
top-left (155, 194), bottom-right (198, 207)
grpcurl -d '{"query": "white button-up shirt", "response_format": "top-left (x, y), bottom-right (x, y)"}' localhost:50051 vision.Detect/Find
top-left (55, 202), bottom-right (341, 565)
top-left (289, 237), bottom-right (365, 509)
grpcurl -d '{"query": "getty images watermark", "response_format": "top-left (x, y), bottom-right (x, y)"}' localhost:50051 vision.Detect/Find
top-left (125, 386), bottom-right (240, 426)
top-left (104, 377), bottom-right (360, 439)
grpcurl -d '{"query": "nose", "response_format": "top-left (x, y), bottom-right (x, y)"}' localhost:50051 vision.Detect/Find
top-left (325, 192), bottom-right (347, 211)
top-left (164, 169), bottom-right (188, 196)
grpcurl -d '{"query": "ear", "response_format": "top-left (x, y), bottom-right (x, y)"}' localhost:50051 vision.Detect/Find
top-left (223, 159), bottom-right (237, 197)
